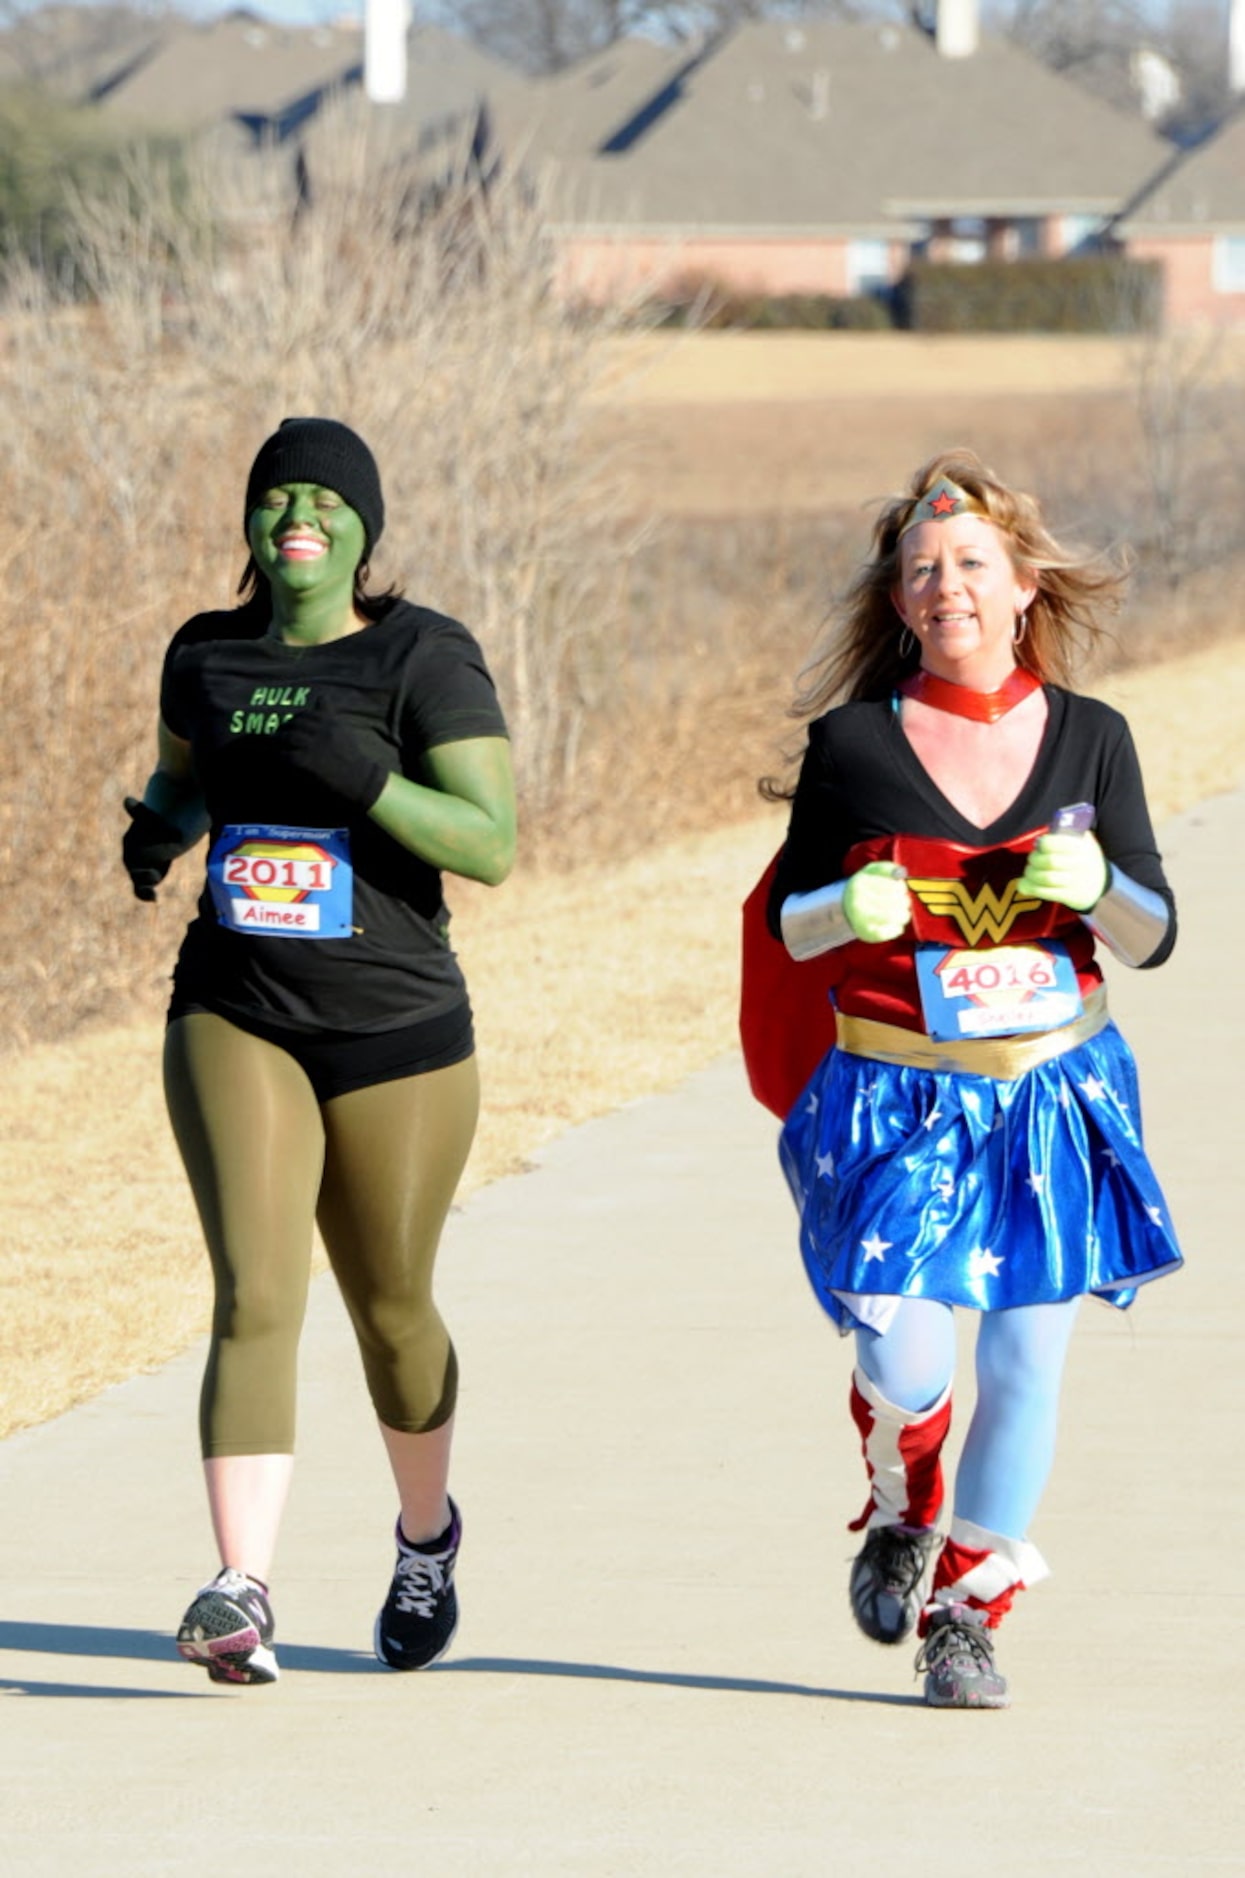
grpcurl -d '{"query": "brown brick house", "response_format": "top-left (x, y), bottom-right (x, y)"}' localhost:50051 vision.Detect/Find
top-left (1113, 107), bottom-right (1245, 327)
top-left (519, 15), bottom-right (1169, 309)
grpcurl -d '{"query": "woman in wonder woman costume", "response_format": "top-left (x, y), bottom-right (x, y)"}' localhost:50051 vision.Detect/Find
top-left (758, 450), bottom-right (1181, 1708)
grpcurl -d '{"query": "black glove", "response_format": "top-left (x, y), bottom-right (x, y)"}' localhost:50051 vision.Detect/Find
top-left (273, 700), bottom-right (391, 812)
top-left (122, 797), bottom-right (184, 903)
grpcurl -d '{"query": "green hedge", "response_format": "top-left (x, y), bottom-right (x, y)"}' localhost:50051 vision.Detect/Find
top-left (0, 84), bottom-right (186, 283)
top-left (654, 285), bottom-right (894, 331)
top-left (897, 256), bottom-right (1162, 333)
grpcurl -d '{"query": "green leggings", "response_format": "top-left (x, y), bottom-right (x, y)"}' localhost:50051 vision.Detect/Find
top-left (164, 1013), bottom-right (480, 1457)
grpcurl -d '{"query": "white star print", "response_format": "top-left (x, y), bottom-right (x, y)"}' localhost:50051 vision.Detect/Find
top-left (815, 1149), bottom-right (836, 1179)
top-left (1102, 1147), bottom-right (1121, 1168)
top-left (861, 1233), bottom-right (891, 1262)
top-left (805, 1091), bottom-right (819, 1116)
top-left (1147, 1205), bottom-right (1164, 1227)
top-left (922, 1107), bottom-right (944, 1133)
top-left (969, 1246), bottom-right (1004, 1277)
top-left (1079, 1075), bottom-right (1107, 1102)
top-left (1027, 1170), bottom-right (1045, 1195)
top-left (1059, 1083), bottom-right (1073, 1110)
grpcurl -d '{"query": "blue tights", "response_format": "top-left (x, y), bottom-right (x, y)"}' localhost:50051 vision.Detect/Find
top-left (855, 1296), bottom-right (1081, 1539)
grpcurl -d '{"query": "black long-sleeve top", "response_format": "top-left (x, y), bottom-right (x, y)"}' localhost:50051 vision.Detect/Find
top-left (767, 688), bottom-right (1176, 1034)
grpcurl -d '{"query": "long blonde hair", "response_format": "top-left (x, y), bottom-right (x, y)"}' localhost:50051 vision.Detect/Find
top-left (761, 449), bottom-right (1126, 800)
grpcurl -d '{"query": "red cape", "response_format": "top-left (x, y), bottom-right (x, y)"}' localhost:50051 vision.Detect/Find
top-left (739, 851), bottom-right (839, 1121)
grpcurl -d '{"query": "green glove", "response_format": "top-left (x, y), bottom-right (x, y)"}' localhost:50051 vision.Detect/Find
top-left (1019, 831), bottom-right (1109, 913)
top-left (843, 862), bottom-right (912, 944)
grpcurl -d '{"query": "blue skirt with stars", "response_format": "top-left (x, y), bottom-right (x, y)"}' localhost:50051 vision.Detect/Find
top-left (778, 1019), bottom-right (1182, 1335)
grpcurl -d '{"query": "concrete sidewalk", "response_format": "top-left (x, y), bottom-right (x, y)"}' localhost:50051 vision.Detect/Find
top-left (2, 792), bottom-right (1242, 1876)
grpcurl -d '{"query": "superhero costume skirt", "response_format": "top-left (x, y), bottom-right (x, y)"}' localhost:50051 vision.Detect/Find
top-left (778, 1018), bottom-right (1182, 1335)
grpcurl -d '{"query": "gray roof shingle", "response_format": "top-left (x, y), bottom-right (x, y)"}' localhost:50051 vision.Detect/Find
top-left (1115, 106), bottom-right (1245, 235)
top-left (530, 20), bottom-right (1170, 235)
top-left (94, 12), bottom-right (361, 129)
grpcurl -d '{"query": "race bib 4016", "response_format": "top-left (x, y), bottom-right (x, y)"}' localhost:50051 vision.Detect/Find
top-left (207, 825), bottom-right (353, 939)
top-left (914, 939), bottom-right (1083, 1041)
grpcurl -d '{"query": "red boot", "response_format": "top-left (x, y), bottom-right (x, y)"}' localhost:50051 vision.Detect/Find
top-left (847, 1368), bottom-right (950, 1644)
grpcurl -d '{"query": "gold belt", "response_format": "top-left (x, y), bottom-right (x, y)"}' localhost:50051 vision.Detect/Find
top-left (834, 987), bottom-right (1109, 1081)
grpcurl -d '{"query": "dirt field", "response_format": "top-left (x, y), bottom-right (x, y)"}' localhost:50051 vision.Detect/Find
top-left (595, 387), bottom-right (1137, 517)
top-left (593, 332), bottom-right (1161, 403)
top-left (591, 330), bottom-right (1245, 530)
top-left (5, 333), bottom-right (1245, 1440)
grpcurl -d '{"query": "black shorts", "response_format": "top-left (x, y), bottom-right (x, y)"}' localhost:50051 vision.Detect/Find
top-left (167, 1000), bottom-right (475, 1102)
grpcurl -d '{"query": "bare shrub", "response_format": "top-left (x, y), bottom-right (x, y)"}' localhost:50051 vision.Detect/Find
top-left (0, 127), bottom-right (642, 1050)
top-left (1126, 326), bottom-right (1245, 597)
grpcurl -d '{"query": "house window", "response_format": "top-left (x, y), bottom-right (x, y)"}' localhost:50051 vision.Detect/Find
top-left (1061, 215), bottom-right (1105, 256)
top-left (1213, 237), bottom-right (1245, 293)
top-left (946, 217), bottom-right (986, 264)
top-left (846, 240), bottom-right (892, 296)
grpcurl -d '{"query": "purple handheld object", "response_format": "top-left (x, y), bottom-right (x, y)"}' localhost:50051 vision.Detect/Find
top-left (1051, 802), bottom-right (1096, 835)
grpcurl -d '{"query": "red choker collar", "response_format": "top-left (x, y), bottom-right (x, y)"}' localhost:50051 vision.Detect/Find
top-left (898, 666), bottom-right (1041, 723)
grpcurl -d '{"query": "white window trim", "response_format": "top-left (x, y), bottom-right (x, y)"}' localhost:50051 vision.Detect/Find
top-left (1212, 235), bottom-right (1245, 294)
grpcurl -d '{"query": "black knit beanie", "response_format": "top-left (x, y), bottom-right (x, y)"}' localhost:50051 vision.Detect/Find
top-left (244, 417), bottom-right (385, 555)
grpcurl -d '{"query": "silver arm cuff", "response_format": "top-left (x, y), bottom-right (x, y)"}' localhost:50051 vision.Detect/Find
top-left (780, 881), bottom-right (855, 960)
top-left (1083, 864), bottom-right (1171, 968)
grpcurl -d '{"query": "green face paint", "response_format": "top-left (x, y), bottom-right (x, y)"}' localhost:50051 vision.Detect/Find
top-left (247, 482), bottom-right (367, 643)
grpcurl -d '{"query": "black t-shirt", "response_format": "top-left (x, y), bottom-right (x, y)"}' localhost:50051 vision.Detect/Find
top-left (161, 596), bottom-right (508, 1034)
top-left (768, 687), bottom-right (1176, 1026)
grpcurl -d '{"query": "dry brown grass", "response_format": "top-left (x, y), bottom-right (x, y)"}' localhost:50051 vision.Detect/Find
top-left (592, 330), bottom-right (1245, 404)
top-left (5, 317), bottom-right (1245, 1439)
top-left (0, 141), bottom-right (640, 1052)
top-left (3, 634), bottom-right (1244, 1441)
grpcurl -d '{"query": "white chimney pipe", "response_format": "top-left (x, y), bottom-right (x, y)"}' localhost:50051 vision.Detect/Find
top-left (1231, 0), bottom-right (1245, 93)
top-left (365, 0), bottom-right (407, 105)
top-left (936, 0), bottom-right (979, 59)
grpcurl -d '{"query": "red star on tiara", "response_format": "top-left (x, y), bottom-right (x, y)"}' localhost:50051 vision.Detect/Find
top-left (898, 475), bottom-right (987, 537)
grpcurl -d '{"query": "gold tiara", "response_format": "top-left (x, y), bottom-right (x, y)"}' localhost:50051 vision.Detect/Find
top-left (897, 476), bottom-right (989, 538)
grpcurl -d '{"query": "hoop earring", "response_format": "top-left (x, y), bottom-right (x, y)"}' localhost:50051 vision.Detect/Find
top-left (1013, 612), bottom-right (1028, 646)
top-left (899, 627), bottom-right (916, 659)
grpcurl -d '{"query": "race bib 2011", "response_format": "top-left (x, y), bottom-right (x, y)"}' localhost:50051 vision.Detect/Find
top-left (207, 825), bottom-right (353, 939)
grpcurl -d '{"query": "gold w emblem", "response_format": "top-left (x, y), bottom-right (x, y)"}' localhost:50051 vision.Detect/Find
top-left (906, 876), bottom-right (1043, 945)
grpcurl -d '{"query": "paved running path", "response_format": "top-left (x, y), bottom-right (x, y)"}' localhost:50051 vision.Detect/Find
top-left (2, 792), bottom-right (1242, 1875)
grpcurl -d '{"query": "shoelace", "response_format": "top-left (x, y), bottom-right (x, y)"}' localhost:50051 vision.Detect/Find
top-left (870, 1528), bottom-right (931, 1594)
top-left (211, 1568), bottom-right (259, 1597)
top-left (392, 1548), bottom-right (450, 1618)
top-left (201, 1571), bottom-right (272, 1632)
top-left (915, 1616), bottom-right (995, 1677)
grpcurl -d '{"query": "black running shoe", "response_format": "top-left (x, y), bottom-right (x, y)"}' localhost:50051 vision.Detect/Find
top-left (849, 1523), bottom-right (942, 1645)
top-left (915, 1603), bottom-right (1010, 1708)
top-left (374, 1500), bottom-right (461, 1671)
top-left (176, 1568), bottom-right (278, 1686)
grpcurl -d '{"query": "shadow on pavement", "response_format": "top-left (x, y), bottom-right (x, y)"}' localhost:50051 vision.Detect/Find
top-left (436, 1655), bottom-right (921, 1707)
top-left (0, 1677), bottom-right (196, 1699)
top-left (0, 1620), bottom-right (371, 1680)
top-left (0, 1623), bottom-right (917, 1705)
